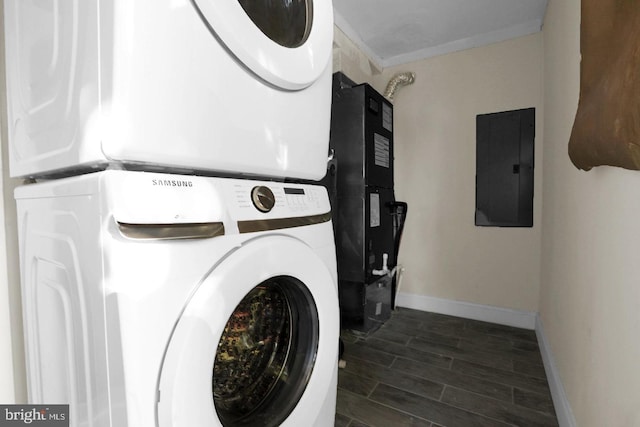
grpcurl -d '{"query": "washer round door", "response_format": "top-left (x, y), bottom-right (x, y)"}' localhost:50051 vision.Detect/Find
top-left (191, 0), bottom-right (332, 90)
top-left (156, 236), bottom-right (339, 426)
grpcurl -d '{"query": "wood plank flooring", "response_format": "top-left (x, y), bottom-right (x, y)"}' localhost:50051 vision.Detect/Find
top-left (335, 308), bottom-right (559, 427)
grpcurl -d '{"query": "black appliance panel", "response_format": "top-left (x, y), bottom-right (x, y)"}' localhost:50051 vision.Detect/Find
top-left (330, 83), bottom-right (394, 191)
top-left (364, 85), bottom-right (394, 189)
top-left (335, 187), bottom-right (394, 284)
top-left (366, 187), bottom-right (395, 280)
top-left (338, 276), bottom-right (392, 332)
top-left (327, 73), bottom-right (407, 333)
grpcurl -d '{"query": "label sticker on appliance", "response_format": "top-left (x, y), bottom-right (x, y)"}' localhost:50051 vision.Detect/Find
top-left (370, 193), bottom-right (381, 227)
top-left (374, 134), bottom-right (390, 168)
top-left (383, 103), bottom-right (393, 131)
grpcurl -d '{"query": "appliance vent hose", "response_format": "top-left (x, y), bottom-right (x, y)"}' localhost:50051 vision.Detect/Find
top-left (383, 72), bottom-right (416, 101)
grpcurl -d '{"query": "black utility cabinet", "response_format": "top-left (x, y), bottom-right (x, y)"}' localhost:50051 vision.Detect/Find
top-left (325, 73), bottom-right (407, 333)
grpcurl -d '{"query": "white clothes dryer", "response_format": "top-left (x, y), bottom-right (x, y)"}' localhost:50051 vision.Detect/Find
top-left (4, 0), bottom-right (333, 180)
top-left (15, 171), bottom-right (339, 426)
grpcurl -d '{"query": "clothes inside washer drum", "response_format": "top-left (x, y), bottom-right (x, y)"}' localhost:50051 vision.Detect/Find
top-left (214, 285), bottom-right (289, 409)
top-left (212, 277), bottom-right (319, 426)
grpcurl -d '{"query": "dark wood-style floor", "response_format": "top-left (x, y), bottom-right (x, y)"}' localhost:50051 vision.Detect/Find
top-left (335, 308), bottom-right (559, 427)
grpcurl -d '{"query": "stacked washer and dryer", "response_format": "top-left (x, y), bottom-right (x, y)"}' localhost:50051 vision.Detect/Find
top-left (5, 1), bottom-right (338, 426)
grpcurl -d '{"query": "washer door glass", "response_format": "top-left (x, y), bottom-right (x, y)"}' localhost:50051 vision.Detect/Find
top-left (237, 0), bottom-right (312, 48)
top-left (190, 0), bottom-right (332, 90)
top-left (156, 236), bottom-right (339, 427)
top-left (213, 277), bottom-right (318, 426)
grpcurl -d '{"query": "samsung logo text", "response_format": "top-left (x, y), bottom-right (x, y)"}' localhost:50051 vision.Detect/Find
top-left (152, 179), bottom-right (193, 188)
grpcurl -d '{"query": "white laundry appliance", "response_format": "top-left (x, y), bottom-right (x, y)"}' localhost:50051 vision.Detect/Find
top-left (15, 170), bottom-right (339, 426)
top-left (4, 0), bottom-right (333, 180)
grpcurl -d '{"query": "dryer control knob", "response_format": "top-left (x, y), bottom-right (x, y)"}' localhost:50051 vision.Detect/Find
top-left (251, 186), bottom-right (276, 213)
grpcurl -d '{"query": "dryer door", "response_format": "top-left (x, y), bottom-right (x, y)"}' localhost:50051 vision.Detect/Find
top-left (191, 0), bottom-right (332, 90)
top-left (157, 236), bottom-right (339, 426)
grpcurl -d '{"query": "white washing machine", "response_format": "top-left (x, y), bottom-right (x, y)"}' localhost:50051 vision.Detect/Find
top-left (4, 0), bottom-right (333, 180)
top-left (15, 170), bottom-right (339, 426)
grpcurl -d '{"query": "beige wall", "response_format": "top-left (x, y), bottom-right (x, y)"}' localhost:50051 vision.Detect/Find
top-left (541, 0), bottom-right (640, 425)
top-left (333, 26), bottom-right (382, 84)
top-left (372, 34), bottom-right (544, 313)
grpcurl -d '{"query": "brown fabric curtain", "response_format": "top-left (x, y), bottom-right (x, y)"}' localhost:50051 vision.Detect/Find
top-left (568, 0), bottom-right (640, 170)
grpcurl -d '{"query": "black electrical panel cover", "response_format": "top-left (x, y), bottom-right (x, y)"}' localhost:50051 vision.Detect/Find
top-left (476, 108), bottom-right (535, 227)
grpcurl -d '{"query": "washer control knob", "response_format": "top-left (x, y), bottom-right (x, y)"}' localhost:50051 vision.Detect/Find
top-left (251, 186), bottom-right (276, 213)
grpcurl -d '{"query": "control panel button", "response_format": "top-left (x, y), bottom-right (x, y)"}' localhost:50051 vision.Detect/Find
top-left (251, 186), bottom-right (276, 213)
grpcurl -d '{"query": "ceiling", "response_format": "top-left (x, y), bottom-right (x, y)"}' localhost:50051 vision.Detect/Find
top-left (333, 0), bottom-right (549, 69)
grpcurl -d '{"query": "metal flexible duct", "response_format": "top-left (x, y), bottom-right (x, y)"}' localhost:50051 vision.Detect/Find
top-left (383, 71), bottom-right (416, 101)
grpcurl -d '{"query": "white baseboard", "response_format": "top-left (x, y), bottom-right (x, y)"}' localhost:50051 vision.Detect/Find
top-left (394, 292), bottom-right (576, 427)
top-left (395, 292), bottom-right (537, 329)
top-left (535, 315), bottom-right (577, 427)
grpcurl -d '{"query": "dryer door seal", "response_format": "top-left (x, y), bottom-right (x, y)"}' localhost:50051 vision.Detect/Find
top-left (190, 0), bottom-right (332, 90)
top-left (156, 235), bottom-right (339, 426)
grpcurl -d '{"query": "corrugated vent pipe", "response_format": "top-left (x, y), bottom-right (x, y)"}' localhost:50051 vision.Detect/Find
top-left (383, 71), bottom-right (416, 101)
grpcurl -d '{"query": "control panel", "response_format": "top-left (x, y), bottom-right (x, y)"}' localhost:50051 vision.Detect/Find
top-left (229, 181), bottom-right (327, 218)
